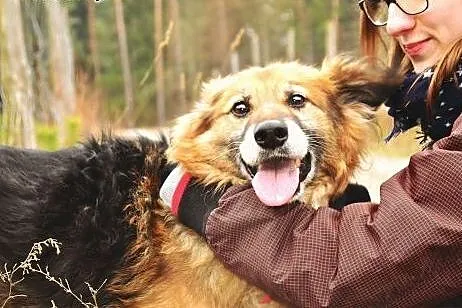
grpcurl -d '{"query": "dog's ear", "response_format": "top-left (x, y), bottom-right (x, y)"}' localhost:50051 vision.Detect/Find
top-left (171, 98), bottom-right (214, 140)
top-left (183, 101), bottom-right (214, 137)
top-left (323, 56), bottom-right (402, 108)
top-left (180, 76), bottom-right (231, 138)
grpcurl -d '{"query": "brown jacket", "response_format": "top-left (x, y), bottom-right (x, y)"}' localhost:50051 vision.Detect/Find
top-left (205, 114), bottom-right (462, 307)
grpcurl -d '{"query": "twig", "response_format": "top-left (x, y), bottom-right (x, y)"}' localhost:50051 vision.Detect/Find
top-left (230, 28), bottom-right (245, 52)
top-left (1, 238), bottom-right (106, 308)
top-left (139, 20), bottom-right (174, 88)
top-left (221, 28), bottom-right (245, 71)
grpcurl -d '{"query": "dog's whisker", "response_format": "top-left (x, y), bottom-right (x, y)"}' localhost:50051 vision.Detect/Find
top-left (209, 153), bottom-right (233, 162)
top-left (207, 149), bottom-right (240, 162)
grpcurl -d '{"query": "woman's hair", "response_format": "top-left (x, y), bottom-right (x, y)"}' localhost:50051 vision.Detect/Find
top-left (359, 11), bottom-right (462, 108)
top-left (427, 40), bottom-right (462, 107)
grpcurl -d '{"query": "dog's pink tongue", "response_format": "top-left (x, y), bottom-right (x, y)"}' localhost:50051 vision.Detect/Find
top-left (252, 160), bottom-right (299, 207)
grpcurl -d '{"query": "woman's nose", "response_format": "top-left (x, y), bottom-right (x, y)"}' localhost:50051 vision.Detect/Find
top-left (386, 3), bottom-right (416, 37)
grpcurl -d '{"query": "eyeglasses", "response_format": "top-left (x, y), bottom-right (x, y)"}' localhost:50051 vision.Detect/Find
top-left (358, 0), bottom-right (429, 26)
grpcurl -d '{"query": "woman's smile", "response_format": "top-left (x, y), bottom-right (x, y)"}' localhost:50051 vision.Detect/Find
top-left (402, 38), bottom-right (432, 57)
top-left (386, 0), bottom-right (462, 72)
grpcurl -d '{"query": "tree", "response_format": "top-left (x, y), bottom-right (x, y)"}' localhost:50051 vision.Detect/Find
top-left (87, 0), bottom-right (101, 82)
top-left (215, 0), bottom-right (230, 71)
top-left (0, 0), bottom-right (364, 134)
top-left (295, 0), bottom-right (314, 63)
top-left (46, 0), bottom-right (77, 146)
top-left (326, 0), bottom-right (340, 59)
top-left (168, 0), bottom-right (186, 114)
top-left (22, 0), bottom-right (52, 123)
top-left (154, 0), bottom-right (166, 125)
top-left (114, 0), bottom-right (135, 127)
top-left (1, 0), bottom-right (37, 148)
top-left (286, 27), bottom-right (295, 61)
top-left (246, 27), bottom-right (261, 66)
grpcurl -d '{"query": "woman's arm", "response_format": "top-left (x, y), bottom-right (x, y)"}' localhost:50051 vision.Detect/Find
top-left (205, 115), bottom-right (462, 307)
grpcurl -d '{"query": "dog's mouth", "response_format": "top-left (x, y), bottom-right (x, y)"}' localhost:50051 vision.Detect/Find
top-left (240, 153), bottom-right (311, 206)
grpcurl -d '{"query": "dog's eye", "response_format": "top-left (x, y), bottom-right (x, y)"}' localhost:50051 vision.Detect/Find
top-left (288, 93), bottom-right (306, 108)
top-left (231, 101), bottom-right (250, 117)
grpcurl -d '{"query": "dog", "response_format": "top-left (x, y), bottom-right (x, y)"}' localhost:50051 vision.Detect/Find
top-left (0, 57), bottom-right (399, 307)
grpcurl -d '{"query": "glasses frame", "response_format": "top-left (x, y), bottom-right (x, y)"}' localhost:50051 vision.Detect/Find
top-left (358, 0), bottom-right (429, 27)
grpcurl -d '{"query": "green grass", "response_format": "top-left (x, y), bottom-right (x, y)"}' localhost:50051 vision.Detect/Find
top-left (36, 124), bottom-right (59, 150)
top-left (36, 116), bottom-right (82, 150)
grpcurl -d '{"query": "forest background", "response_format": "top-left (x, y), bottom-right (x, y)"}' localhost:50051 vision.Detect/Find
top-left (0, 0), bottom-right (419, 156)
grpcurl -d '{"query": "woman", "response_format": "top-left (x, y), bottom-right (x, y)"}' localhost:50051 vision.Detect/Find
top-left (164, 0), bottom-right (462, 306)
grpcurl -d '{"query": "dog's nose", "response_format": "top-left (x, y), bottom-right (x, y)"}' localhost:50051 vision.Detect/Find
top-left (254, 120), bottom-right (288, 149)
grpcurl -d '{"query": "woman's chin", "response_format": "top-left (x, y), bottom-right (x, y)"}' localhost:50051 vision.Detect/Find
top-left (409, 45), bottom-right (445, 72)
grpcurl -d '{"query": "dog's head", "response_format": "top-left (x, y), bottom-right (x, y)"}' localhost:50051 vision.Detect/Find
top-left (168, 57), bottom-right (400, 208)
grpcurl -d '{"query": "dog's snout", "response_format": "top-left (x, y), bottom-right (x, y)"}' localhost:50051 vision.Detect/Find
top-left (254, 120), bottom-right (288, 149)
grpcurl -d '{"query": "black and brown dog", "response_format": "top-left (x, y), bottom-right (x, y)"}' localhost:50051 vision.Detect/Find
top-left (0, 57), bottom-right (399, 307)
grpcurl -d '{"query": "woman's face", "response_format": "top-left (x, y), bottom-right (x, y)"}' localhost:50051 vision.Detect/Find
top-left (386, 0), bottom-right (462, 72)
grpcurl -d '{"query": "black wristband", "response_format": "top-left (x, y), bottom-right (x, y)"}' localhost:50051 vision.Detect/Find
top-left (178, 182), bottom-right (229, 235)
top-left (329, 183), bottom-right (371, 210)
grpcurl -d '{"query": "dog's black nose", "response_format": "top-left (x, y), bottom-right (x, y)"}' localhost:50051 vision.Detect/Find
top-left (254, 120), bottom-right (288, 149)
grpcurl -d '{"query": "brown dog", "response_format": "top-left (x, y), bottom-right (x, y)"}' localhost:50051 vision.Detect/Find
top-left (169, 57), bottom-right (399, 208)
top-left (104, 57), bottom-right (399, 307)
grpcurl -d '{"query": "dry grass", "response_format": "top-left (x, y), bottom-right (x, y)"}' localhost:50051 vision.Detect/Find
top-left (351, 107), bottom-right (423, 203)
top-left (353, 154), bottom-right (409, 203)
top-left (370, 107), bottom-right (421, 158)
top-left (0, 239), bottom-right (105, 308)
top-left (75, 70), bottom-right (104, 137)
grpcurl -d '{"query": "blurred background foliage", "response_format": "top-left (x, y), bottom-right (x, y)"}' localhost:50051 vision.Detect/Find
top-left (0, 0), bottom-right (419, 155)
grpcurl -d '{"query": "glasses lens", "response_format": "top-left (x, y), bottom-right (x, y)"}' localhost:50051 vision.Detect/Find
top-left (396, 0), bottom-right (428, 14)
top-left (364, 0), bottom-right (388, 26)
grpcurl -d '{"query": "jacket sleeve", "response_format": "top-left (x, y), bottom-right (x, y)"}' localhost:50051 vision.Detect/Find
top-left (205, 114), bottom-right (462, 308)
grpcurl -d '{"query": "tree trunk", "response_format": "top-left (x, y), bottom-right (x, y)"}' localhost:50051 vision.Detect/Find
top-left (154, 0), bottom-right (166, 125)
top-left (168, 0), bottom-right (186, 114)
top-left (216, 0), bottom-right (229, 71)
top-left (295, 0), bottom-right (314, 63)
top-left (246, 27), bottom-right (261, 66)
top-left (1, 0), bottom-right (37, 148)
top-left (114, 0), bottom-right (135, 127)
top-left (261, 22), bottom-right (270, 65)
top-left (46, 0), bottom-right (76, 146)
top-left (87, 0), bottom-right (101, 82)
top-left (230, 52), bottom-right (240, 73)
top-left (326, 0), bottom-right (340, 59)
top-left (286, 28), bottom-right (296, 61)
top-left (23, 0), bottom-right (52, 123)
top-left (228, 29), bottom-right (245, 73)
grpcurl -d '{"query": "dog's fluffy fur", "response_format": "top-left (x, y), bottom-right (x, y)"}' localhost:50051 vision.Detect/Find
top-left (0, 58), bottom-right (399, 307)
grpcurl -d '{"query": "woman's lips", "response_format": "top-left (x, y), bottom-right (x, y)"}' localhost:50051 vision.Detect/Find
top-left (403, 38), bottom-right (431, 56)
